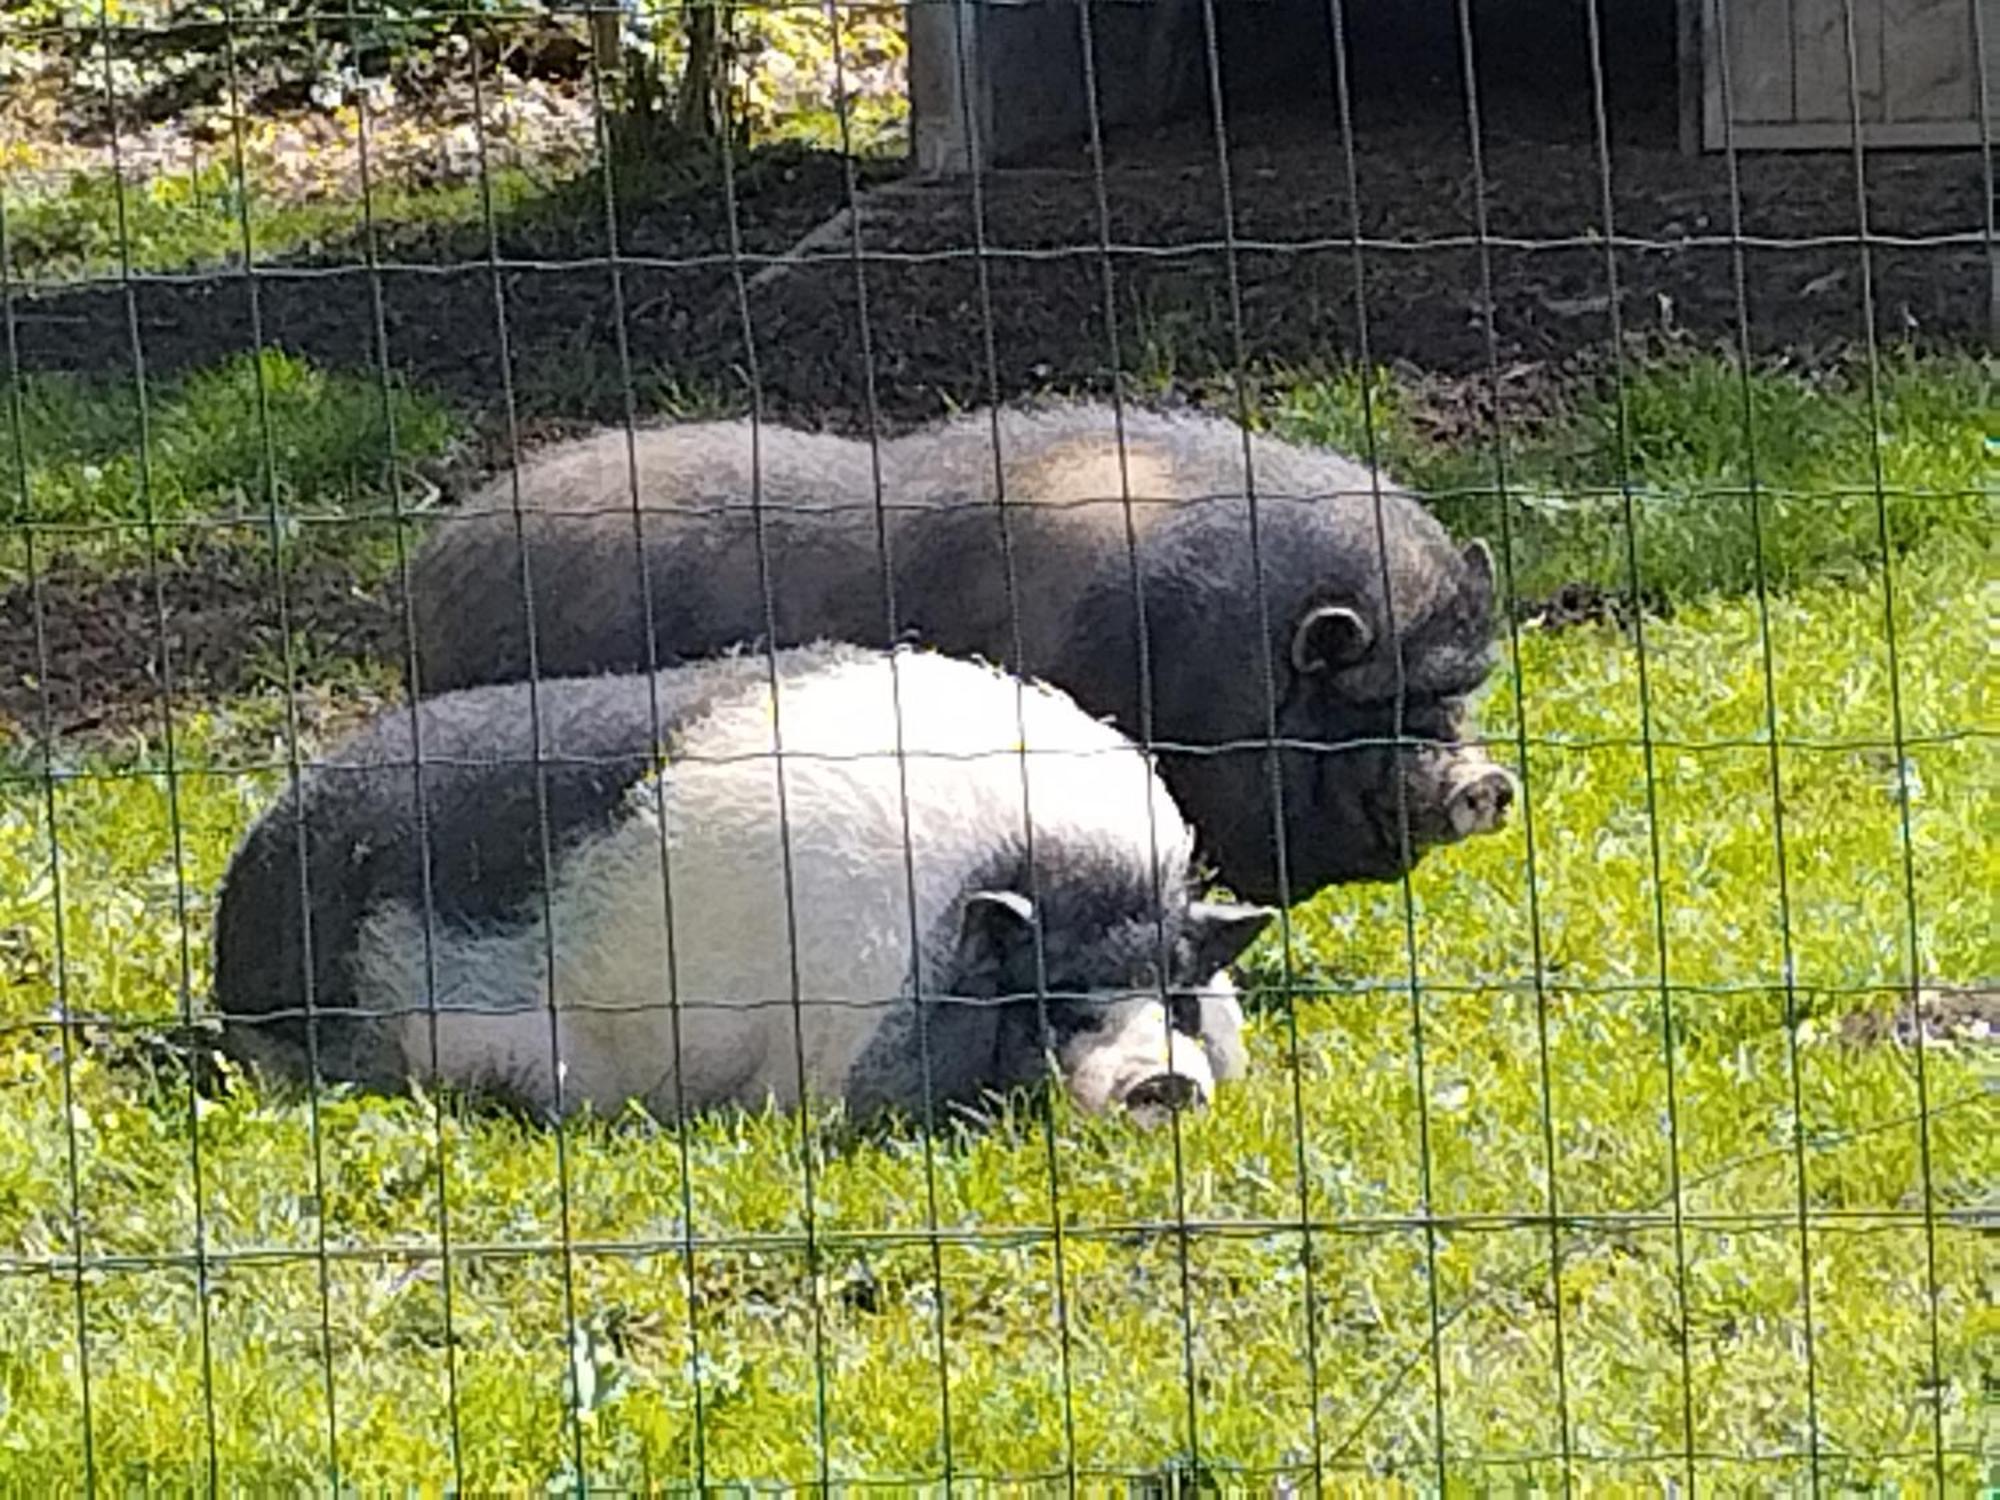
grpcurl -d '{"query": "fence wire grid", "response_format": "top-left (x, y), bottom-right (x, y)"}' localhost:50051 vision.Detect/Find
top-left (0, 0), bottom-right (1993, 1491)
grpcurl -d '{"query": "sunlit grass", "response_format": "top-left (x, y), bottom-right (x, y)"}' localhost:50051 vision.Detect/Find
top-left (1, 349), bottom-right (455, 588)
top-left (1269, 345), bottom-right (1994, 606)
top-left (0, 522), bottom-right (1987, 1488)
top-left (2, 158), bottom-right (555, 285)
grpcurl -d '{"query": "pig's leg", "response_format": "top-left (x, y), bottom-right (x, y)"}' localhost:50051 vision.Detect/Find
top-left (843, 993), bottom-right (1004, 1124)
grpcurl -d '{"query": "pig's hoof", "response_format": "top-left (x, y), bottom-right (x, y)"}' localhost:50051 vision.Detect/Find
top-left (1446, 767), bottom-right (1517, 837)
top-left (1122, 1071), bottom-right (1204, 1126)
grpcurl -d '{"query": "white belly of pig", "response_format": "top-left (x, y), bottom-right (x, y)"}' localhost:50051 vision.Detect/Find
top-left (359, 791), bottom-right (918, 1120)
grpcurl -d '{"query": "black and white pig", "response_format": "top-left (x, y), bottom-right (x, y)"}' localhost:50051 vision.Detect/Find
top-left (210, 643), bottom-right (1273, 1125)
top-left (404, 402), bottom-right (1517, 906)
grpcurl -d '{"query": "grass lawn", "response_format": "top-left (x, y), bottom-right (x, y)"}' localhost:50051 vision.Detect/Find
top-left (0, 352), bottom-right (1992, 1490)
top-left (3, 160), bottom-right (553, 286)
top-left (2, 349), bottom-right (454, 530)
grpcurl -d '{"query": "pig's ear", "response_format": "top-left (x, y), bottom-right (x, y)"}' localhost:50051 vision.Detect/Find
top-left (955, 890), bottom-right (1037, 990)
top-left (1186, 901), bottom-right (1277, 978)
top-left (1290, 603), bottom-right (1373, 675)
top-left (1459, 538), bottom-right (1497, 613)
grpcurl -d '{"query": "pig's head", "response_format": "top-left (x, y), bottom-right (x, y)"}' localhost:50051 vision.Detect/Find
top-left (1076, 483), bottom-right (1516, 907)
top-left (948, 860), bottom-right (1275, 1122)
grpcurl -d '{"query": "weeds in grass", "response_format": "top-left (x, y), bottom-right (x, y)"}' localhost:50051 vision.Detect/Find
top-left (4, 94), bottom-right (900, 287)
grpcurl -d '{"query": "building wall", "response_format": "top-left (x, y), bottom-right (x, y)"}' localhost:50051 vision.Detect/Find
top-left (1698, 0), bottom-right (1990, 148)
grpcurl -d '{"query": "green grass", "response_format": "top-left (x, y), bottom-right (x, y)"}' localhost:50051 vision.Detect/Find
top-left (1268, 345), bottom-right (1995, 606)
top-left (2, 348), bottom-right (456, 580)
top-left (2, 159), bottom-right (562, 284)
top-left (0, 347), bottom-right (1990, 1488)
top-left (1, 116), bottom-right (879, 288)
top-left (0, 518), bottom-right (1989, 1488)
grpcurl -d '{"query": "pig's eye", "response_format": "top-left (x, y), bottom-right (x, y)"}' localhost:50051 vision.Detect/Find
top-left (1400, 697), bottom-right (1463, 742)
top-left (1344, 691), bottom-right (1460, 744)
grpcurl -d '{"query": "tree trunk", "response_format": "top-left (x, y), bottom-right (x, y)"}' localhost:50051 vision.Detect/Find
top-left (675, 0), bottom-right (721, 139)
top-left (589, 3), bottom-right (623, 103)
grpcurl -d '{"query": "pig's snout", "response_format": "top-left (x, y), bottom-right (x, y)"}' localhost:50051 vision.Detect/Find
top-left (1399, 741), bottom-right (1518, 853)
top-left (1444, 761), bottom-right (1517, 838)
top-left (1062, 999), bottom-right (1217, 1125)
top-left (1121, 1070), bottom-right (1204, 1127)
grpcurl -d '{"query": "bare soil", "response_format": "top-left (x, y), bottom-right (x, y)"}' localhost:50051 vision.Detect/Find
top-left (1, 542), bottom-right (403, 742)
top-left (8, 103), bottom-right (1987, 433)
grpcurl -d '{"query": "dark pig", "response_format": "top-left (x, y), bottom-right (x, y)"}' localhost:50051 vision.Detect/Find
top-left (405, 404), bottom-right (1515, 905)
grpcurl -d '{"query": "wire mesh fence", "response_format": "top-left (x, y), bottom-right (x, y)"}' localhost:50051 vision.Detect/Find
top-left (0, 0), bottom-right (1992, 1490)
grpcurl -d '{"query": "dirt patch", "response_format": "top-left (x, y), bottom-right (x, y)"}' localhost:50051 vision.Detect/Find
top-left (1518, 579), bottom-right (1648, 635)
top-left (1837, 986), bottom-right (1998, 1050)
top-left (7, 100), bottom-right (1988, 436)
top-left (704, 109), bottom-right (1987, 429)
top-left (0, 542), bottom-right (401, 742)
